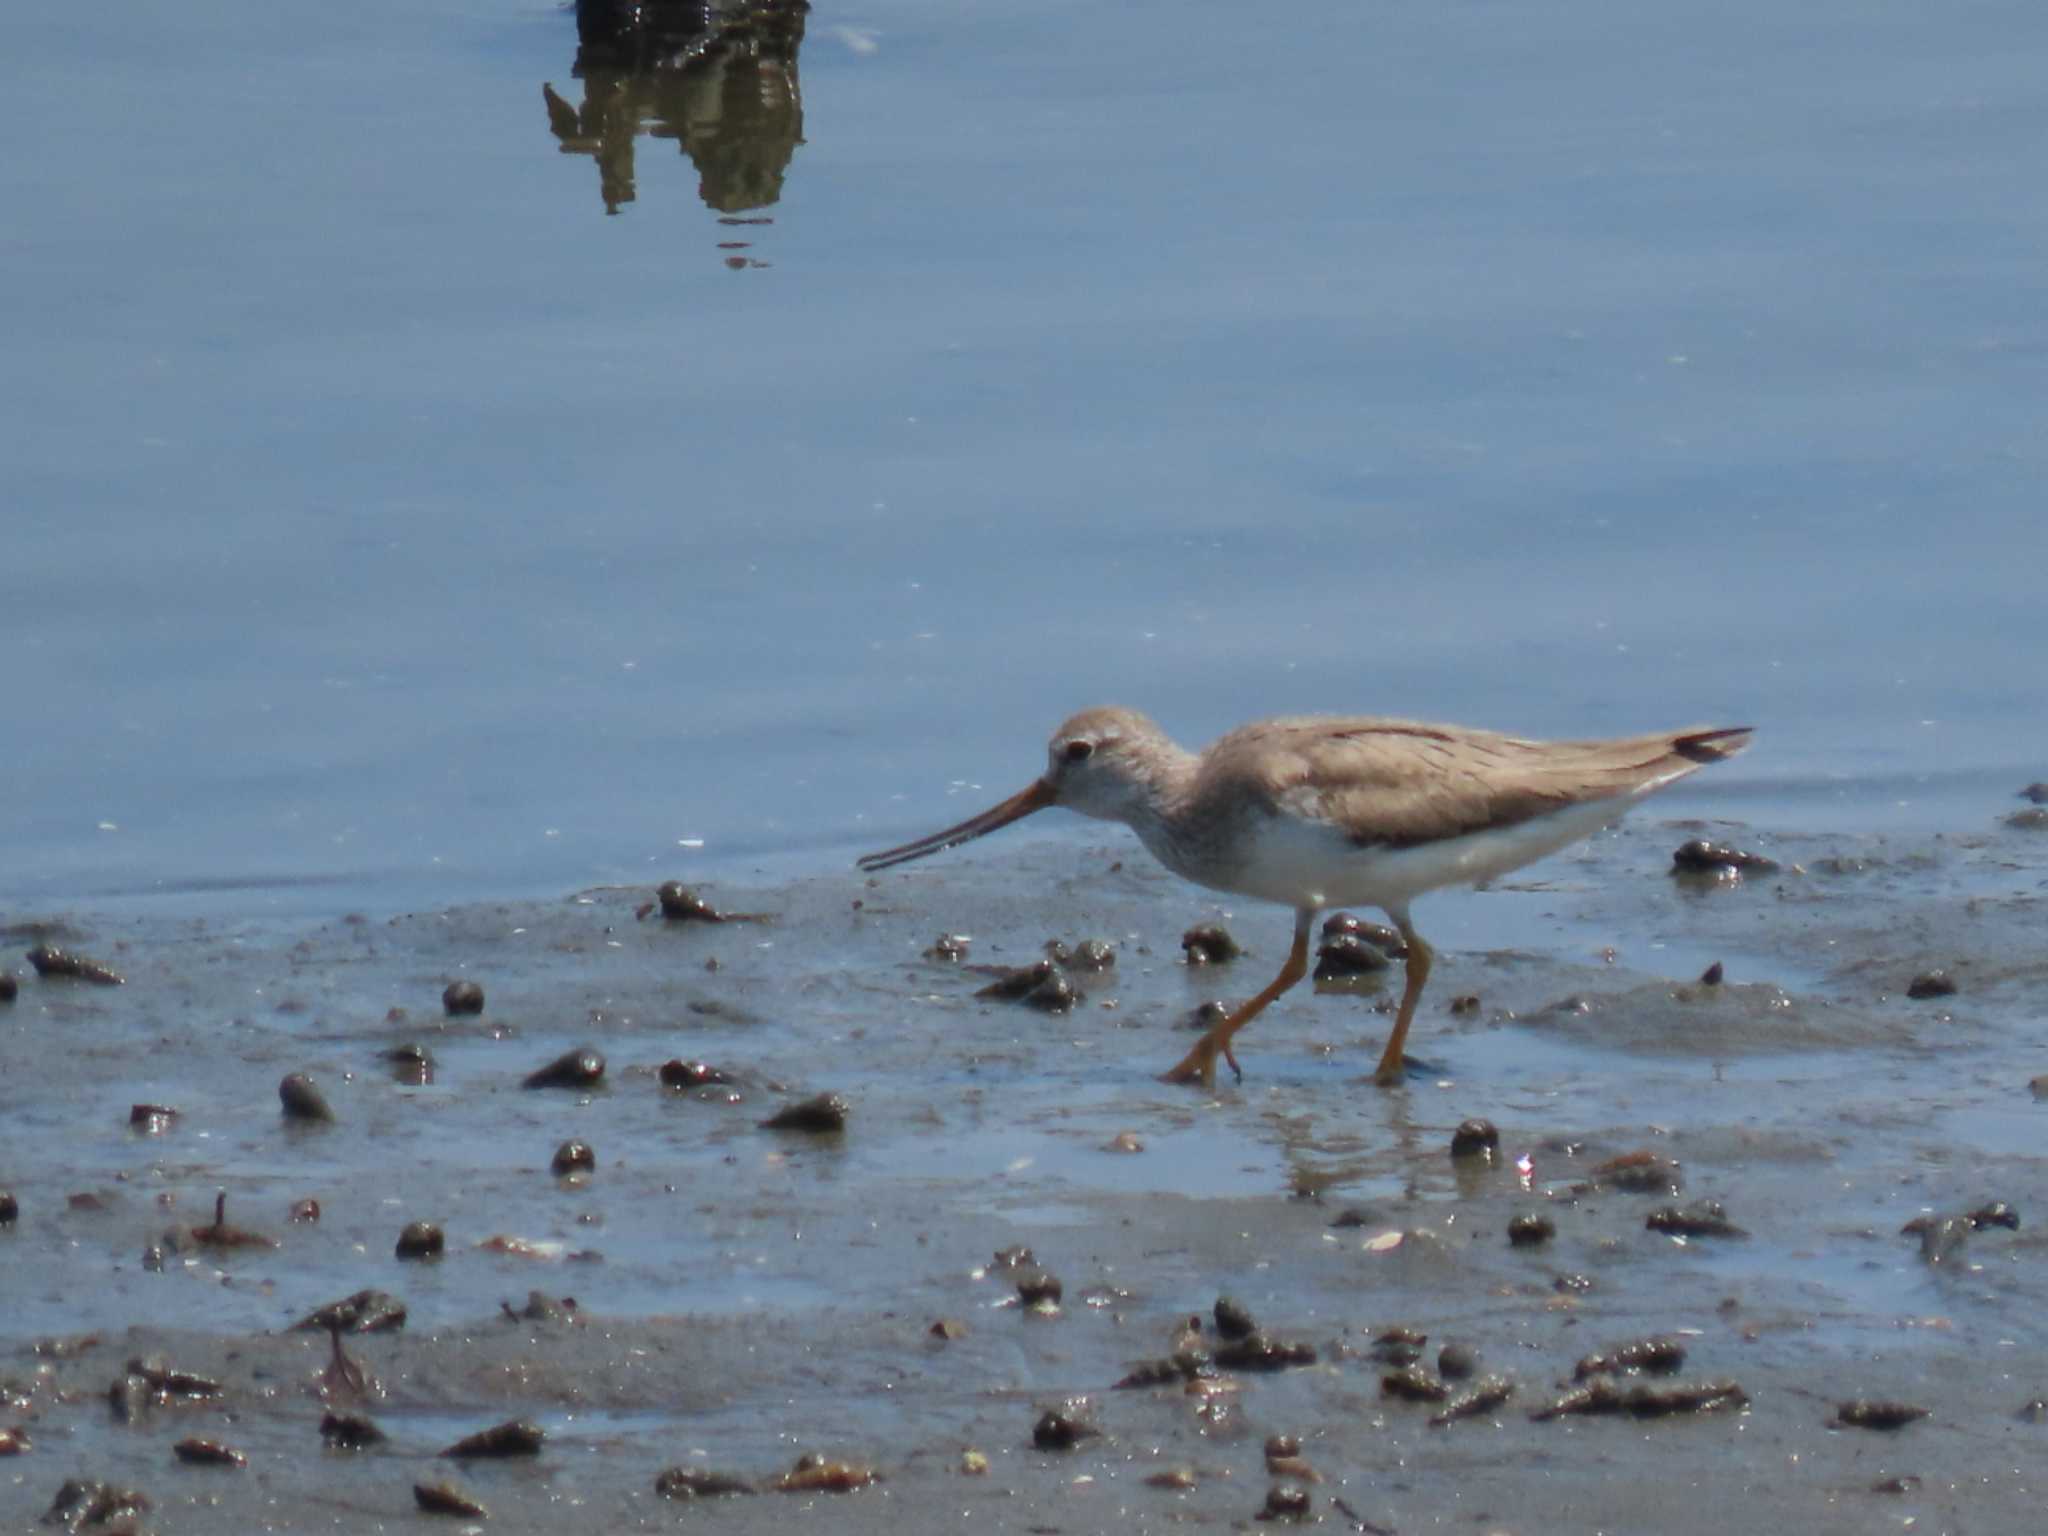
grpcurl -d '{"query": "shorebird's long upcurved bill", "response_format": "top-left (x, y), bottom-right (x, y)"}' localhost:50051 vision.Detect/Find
top-left (856, 780), bottom-right (1055, 872)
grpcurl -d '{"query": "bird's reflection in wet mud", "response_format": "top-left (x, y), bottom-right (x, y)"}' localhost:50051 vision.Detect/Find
top-left (543, 0), bottom-right (807, 236)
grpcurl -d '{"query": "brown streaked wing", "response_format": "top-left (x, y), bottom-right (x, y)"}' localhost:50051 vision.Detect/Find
top-left (1205, 717), bottom-right (1747, 851)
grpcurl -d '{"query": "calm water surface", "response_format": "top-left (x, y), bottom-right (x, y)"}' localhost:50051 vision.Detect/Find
top-left (6, 0), bottom-right (2045, 915)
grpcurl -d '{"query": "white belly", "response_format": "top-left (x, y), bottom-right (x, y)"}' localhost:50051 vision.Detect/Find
top-left (1193, 795), bottom-right (1634, 912)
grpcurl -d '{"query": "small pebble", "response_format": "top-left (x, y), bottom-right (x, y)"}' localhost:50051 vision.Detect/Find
top-left (654, 1466), bottom-right (754, 1499)
top-left (1575, 1337), bottom-right (1686, 1378)
top-left (1647, 1199), bottom-right (1747, 1238)
top-left (26, 944), bottom-right (124, 984)
top-left (770, 1453), bottom-right (879, 1493)
top-left (1438, 1342), bottom-right (1479, 1380)
top-left (759, 1092), bottom-right (849, 1133)
top-left (1320, 912), bottom-right (1406, 955)
top-left (43, 1481), bottom-right (149, 1529)
top-left (173, 1437), bottom-right (247, 1467)
top-left (1594, 1150), bottom-right (1685, 1195)
top-left (124, 1356), bottom-right (224, 1399)
top-left (414, 1481), bottom-right (489, 1517)
top-left (1368, 1326), bottom-right (1427, 1365)
top-left (655, 882), bottom-right (726, 921)
top-left (440, 1418), bottom-right (545, 1458)
top-left (321, 1411), bottom-right (386, 1448)
top-left (551, 1140), bottom-right (596, 1177)
top-left (1312, 933), bottom-right (1389, 980)
top-left (522, 1046), bottom-right (605, 1090)
top-left (1032, 1399), bottom-right (1101, 1449)
top-left (1835, 1399), bottom-right (1929, 1431)
top-left (442, 979), bottom-right (484, 1015)
top-left (129, 1104), bottom-right (178, 1135)
top-left (1381, 1363), bottom-right (1450, 1403)
top-left (396, 1220), bottom-right (446, 1260)
top-left (1698, 961), bottom-right (1724, 986)
top-left (1449, 1118), bottom-right (1500, 1160)
top-left (278, 1072), bottom-right (335, 1122)
top-left (1507, 1213), bottom-right (1555, 1248)
top-left (658, 1059), bottom-right (732, 1091)
top-left (1428, 1374), bottom-right (1515, 1427)
top-left (1670, 839), bottom-right (1779, 875)
top-left (1064, 937), bottom-right (1114, 974)
top-left (1013, 1266), bottom-right (1064, 1307)
top-left (1906, 969), bottom-right (1957, 999)
top-left (1181, 925), bottom-right (1240, 964)
top-left (973, 963), bottom-right (1045, 1001)
top-left (0, 972), bottom-right (15, 1002)
top-left (975, 960), bottom-right (1079, 1011)
top-left (929, 1318), bottom-right (968, 1341)
top-left (1021, 969), bottom-right (1078, 1012)
top-left (384, 1043), bottom-right (434, 1083)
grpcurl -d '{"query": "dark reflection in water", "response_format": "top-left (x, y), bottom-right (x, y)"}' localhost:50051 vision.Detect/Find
top-left (543, 0), bottom-right (807, 220)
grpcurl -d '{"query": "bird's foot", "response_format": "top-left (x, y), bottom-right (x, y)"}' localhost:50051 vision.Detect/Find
top-left (1160, 1040), bottom-right (1216, 1089)
top-left (1162, 1032), bottom-right (1242, 1090)
top-left (1369, 1052), bottom-right (1435, 1088)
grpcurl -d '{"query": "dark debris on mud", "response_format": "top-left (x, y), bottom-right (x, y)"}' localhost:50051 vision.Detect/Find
top-left (7, 822), bottom-right (2048, 1534)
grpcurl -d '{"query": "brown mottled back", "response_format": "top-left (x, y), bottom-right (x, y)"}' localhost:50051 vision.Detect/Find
top-left (1195, 717), bottom-right (1752, 850)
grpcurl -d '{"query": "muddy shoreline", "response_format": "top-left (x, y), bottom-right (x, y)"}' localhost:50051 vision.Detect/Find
top-left (3, 811), bottom-right (2046, 1531)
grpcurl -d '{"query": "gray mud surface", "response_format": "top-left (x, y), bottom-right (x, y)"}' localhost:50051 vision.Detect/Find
top-left (3, 813), bottom-right (2046, 1532)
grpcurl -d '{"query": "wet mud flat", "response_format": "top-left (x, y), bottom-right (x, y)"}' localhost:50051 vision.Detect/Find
top-left (2, 810), bottom-right (2046, 1532)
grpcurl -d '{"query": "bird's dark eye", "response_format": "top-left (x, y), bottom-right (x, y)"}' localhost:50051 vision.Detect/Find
top-left (1064, 739), bottom-right (1094, 763)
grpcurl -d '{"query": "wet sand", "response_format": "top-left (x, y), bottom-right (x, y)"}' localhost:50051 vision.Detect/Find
top-left (3, 810), bottom-right (2046, 1532)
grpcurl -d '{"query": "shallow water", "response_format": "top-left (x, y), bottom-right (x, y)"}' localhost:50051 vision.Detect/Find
top-left (5, 809), bottom-right (2048, 1530)
top-left (5, 0), bottom-right (2046, 915)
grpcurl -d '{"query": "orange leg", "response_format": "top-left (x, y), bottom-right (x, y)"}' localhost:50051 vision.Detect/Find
top-left (1370, 912), bottom-right (1432, 1087)
top-left (1163, 909), bottom-right (1314, 1090)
